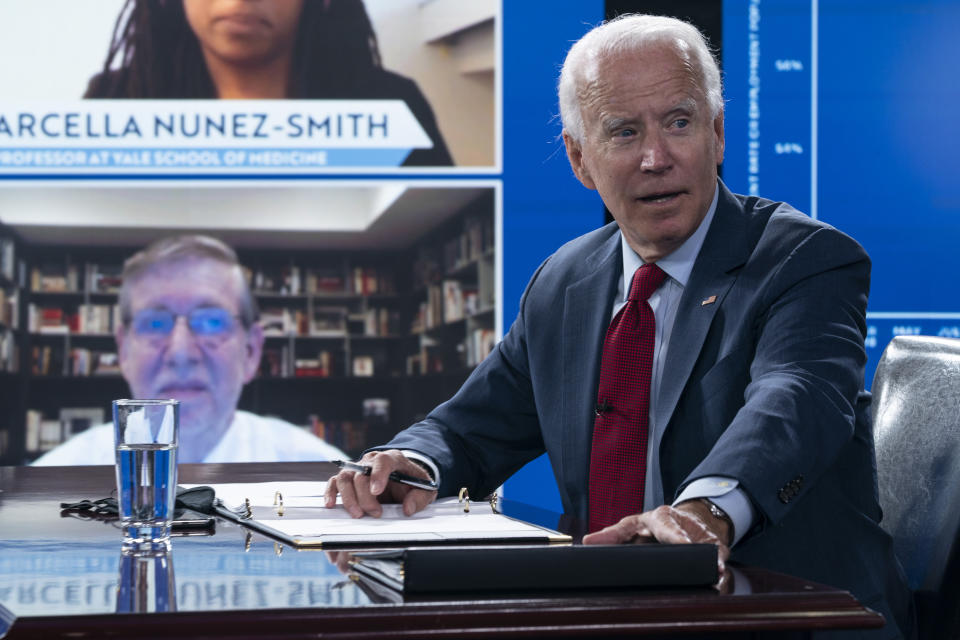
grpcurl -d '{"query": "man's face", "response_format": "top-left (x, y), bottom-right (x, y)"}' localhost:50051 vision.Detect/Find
top-left (116, 258), bottom-right (263, 443)
top-left (564, 43), bottom-right (725, 262)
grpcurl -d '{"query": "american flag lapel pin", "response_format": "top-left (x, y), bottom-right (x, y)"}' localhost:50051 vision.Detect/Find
top-left (701, 295), bottom-right (717, 306)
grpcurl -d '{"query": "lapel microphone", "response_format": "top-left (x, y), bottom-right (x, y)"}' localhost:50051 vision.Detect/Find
top-left (595, 399), bottom-right (612, 416)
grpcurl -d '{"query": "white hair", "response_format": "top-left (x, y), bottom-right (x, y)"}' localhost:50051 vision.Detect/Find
top-left (558, 14), bottom-right (724, 143)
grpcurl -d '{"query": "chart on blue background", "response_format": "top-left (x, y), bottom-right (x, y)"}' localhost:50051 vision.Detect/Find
top-left (722, 0), bottom-right (960, 386)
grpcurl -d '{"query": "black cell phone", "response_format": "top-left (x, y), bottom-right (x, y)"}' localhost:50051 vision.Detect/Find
top-left (172, 508), bottom-right (216, 534)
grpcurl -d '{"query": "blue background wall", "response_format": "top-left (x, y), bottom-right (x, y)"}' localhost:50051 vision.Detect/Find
top-left (501, 0), bottom-right (960, 509)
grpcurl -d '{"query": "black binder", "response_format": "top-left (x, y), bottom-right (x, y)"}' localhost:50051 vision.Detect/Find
top-left (350, 543), bottom-right (718, 594)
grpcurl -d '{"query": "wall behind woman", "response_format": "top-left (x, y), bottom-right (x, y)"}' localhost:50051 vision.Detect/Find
top-left (366, 0), bottom-right (496, 167)
top-left (0, 0), bottom-right (126, 98)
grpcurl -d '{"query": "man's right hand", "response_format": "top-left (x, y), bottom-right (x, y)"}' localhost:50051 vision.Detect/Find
top-left (323, 449), bottom-right (437, 518)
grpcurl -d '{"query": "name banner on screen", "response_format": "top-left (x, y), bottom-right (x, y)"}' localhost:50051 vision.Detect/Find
top-left (0, 100), bottom-right (432, 172)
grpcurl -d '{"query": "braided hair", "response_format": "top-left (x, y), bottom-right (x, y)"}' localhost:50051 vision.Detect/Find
top-left (85, 0), bottom-right (383, 98)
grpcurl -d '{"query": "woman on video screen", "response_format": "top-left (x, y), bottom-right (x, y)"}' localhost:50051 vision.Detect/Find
top-left (84, 0), bottom-right (453, 166)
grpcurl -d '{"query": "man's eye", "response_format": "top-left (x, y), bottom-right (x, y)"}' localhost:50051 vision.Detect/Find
top-left (205, 317), bottom-right (227, 331)
top-left (673, 118), bottom-right (690, 129)
top-left (133, 313), bottom-right (172, 334)
top-left (191, 311), bottom-right (233, 334)
top-left (615, 128), bottom-right (635, 138)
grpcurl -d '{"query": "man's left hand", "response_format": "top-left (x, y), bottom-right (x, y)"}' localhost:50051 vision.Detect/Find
top-left (582, 502), bottom-right (731, 572)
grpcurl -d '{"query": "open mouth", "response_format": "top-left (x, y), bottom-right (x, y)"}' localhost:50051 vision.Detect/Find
top-left (638, 191), bottom-right (683, 204)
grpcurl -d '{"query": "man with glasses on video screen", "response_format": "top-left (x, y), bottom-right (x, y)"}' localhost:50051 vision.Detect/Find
top-left (34, 235), bottom-right (344, 465)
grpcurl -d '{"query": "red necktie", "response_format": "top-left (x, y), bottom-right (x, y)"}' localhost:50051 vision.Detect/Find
top-left (588, 262), bottom-right (667, 533)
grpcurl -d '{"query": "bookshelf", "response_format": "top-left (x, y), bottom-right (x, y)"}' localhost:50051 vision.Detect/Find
top-left (1, 191), bottom-right (497, 465)
top-left (0, 225), bottom-right (25, 461)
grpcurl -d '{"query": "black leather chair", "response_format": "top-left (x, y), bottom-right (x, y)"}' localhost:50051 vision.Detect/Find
top-left (873, 335), bottom-right (960, 639)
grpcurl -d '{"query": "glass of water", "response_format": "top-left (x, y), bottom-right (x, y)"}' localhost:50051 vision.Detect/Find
top-left (113, 399), bottom-right (179, 549)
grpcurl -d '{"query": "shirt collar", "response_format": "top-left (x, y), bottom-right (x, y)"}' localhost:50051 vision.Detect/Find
top-left (619, 183), bottom-right (719, 298)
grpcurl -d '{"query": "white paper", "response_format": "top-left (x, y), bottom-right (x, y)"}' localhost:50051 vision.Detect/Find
top-left (181, 481), bottom-right (556, 544)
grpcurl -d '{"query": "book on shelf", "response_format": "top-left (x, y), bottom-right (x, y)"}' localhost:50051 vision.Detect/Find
top-left (442, 280), bottom-right (464, 323)
top-left (94, 352), bottom-right (121, 375)
top-left (305, 267), bottom-right (346, 295)
top-left (68, 348), bottom-right (119, 376)
top-left (252, 267), bottom-right (279, 294)
top-left (0, 236), bottom-right (15, 282)
top-left (351, 307), bottom-right (400, 337)
top-left (24, 410), bottom-right (40, 452)
top-left (477, 257), bottom-right (495, 310)
top-left (463, 288), bottom-right (480, 317)
top-left (349, 266), bottom-right (396, 296)
top-left (25, 410), bottom-right (64, 453)
top-left (39, 419), bottom-right (64, 452)
top-left (31, 345), bottom-right (65, 376)
top-left (285, 266), bottom-right (301, 295)
top-left (260, 307), bottom-right (304, 336)
top-left (406, 353), bottom-right (424, 375)
top-left (362, 398), bottom-right (390, 427)
top-left (0, 331), bottom-right (17, 373)
top-left (77, 303), bottom-right (120, 334)
top-left (414, 284), bottom-right (445, 330)
top-left (464, 214), bottom-right (494, 259)
top-left (28, 305), bottom-right (64, 333)
top-left (85, 263), bottom-right (122, 294)
top-left (443, 236), bottom-right (463, 273)
top-left (406, 350), bottom-right (444, 376)
top-left (253, 266), bottom-right (302, 295)
top-left (412, 246), bottom-right (441, 290)
top-left (260, 345), bottom-right (291, 377)
top-left (440, 215), bottom-right (495, 274)
top-left (26, 407), bottom-right (107, 454)
top-left (465, 328), bottom-right (497, 367)
top-left (0, 288), bottom-right (18, 328)
top-left (27, 304), bottom-right (119, 335)
top-left (31, 263), bottom-right (79, 292)
top-left (352, 355), bottom-right (374, 377)
top-left (310, 306), bottom-right (347, 336)
top-left (59, 407), bottom-right (106, 438)
top-left (69, 348), bottom-right (92, 376)
top-left (294, 351), bottom-right (333, 377)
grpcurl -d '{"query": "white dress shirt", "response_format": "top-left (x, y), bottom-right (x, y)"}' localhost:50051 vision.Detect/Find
top-left (614, 184), bottom-right (755, 545)
top-left (32, 410), bottom-right (346, 465)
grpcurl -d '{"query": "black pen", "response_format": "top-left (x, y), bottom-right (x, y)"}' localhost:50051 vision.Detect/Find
top-left (333, 460), bottom-right (438, 492)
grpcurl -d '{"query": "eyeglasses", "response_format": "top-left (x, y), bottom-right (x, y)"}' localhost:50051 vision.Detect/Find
top-left (128, 307), bottom-right (242, 342)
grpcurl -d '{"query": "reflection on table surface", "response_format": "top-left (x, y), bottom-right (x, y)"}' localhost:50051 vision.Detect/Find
top-left (0, 463), bottom-right (379, 619)
top-left (0, 532), bottom-right (365, 618)
top-left (0, 462), bottom-right (884, 639)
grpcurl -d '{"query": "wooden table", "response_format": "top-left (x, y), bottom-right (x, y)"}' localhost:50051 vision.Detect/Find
top-left (0, 462), bottom-right (884, 639)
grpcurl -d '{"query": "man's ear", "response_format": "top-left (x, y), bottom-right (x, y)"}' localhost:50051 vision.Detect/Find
top-left (242, 322), bottom-right (265, 384)
top-left (713, 111), bottom-right (725, 166)
top-left (563, 130), bottom-right (597, 190)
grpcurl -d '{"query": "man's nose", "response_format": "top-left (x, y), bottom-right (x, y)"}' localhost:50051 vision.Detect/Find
top-left (639, 132), bottom-right (671, 173)
top-left (165, 316), bottom-right (202, 363)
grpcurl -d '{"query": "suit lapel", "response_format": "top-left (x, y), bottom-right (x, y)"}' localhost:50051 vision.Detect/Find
top-left (653, 185), bottom-right (752, 438)
top-left (560, 230), bottom-right (621, 509)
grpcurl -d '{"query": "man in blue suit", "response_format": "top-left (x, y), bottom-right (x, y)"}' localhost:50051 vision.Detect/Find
top-left (327, 14), bottom-right (912, 638)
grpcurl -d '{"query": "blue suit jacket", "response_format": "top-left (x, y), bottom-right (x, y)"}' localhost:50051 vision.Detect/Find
top-left (385, 183), bottom-right (912, 637)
